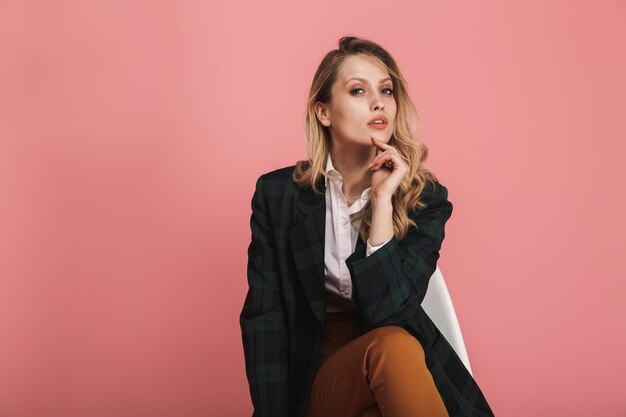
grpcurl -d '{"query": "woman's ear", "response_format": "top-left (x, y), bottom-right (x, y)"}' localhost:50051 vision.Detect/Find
top-left (315, 102), bottom-right (331, 127)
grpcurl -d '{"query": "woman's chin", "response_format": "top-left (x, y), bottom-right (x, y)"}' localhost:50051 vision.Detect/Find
top-left (368, 133), bottom-right (391, 144)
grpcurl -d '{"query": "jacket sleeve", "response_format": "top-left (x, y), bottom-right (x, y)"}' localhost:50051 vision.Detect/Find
top-left (239, 175), bottom-right (289, 417)
top-left (366, 237), bottom-right (392, 256)
top-left (345, 182), bottom-right (453, 334)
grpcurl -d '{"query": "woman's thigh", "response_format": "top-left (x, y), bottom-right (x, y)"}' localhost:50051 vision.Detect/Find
top-left (304, 322), bottom-right (413, 417)
top-left (304, 316), bottom-right (448, 417)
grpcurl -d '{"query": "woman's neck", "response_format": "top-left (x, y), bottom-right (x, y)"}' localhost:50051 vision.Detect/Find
top-left (329, 144), bottom-right (376, 201)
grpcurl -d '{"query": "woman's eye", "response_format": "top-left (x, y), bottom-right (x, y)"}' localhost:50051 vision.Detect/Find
top-left (350, 87), bottom-right (394, 95)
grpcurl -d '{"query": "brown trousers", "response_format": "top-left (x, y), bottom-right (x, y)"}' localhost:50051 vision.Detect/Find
top-left (304, 310), bottom-right (449, 417)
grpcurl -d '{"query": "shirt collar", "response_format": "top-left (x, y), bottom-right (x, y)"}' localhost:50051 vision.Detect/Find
top-left (325, 153), bottom-right (341, 180)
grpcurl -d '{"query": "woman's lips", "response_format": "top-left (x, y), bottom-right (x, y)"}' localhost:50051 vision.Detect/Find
top-left (368, 122), bottom-right (387, 130)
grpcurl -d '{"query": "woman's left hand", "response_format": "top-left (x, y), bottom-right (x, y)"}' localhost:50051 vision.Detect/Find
top-left (368, 137), bottom-right (409, 201)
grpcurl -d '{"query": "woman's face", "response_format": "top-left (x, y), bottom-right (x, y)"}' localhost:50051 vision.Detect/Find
top-left (316, 53), bottom-right (397, 147)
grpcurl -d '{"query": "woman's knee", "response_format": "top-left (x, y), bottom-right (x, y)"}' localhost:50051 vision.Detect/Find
top-left (367, 325), bottom-right (425, 357)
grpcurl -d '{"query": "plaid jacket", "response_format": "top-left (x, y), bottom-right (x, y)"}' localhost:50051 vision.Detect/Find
top-left (239, 164), bottom-right (495, 417)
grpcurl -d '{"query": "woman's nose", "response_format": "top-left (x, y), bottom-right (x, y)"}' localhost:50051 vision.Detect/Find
top-left (372, 99), bottom-right (384, 111)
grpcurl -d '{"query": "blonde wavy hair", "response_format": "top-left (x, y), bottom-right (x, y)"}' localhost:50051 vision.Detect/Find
top-left (292, 35), bottom-right (442, 242)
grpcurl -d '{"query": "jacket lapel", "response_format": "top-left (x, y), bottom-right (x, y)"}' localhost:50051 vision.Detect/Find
top-left (288, 175), bottom-right (327, 327)
top-left (288, 174), bottom-right (366, 327)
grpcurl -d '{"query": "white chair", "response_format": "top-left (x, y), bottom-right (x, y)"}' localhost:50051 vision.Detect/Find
top-left (421, 266), bottom-right (473, 375)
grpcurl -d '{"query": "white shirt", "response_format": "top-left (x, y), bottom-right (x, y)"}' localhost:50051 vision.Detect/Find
top-left (324, 153), bottom-right (392, 312)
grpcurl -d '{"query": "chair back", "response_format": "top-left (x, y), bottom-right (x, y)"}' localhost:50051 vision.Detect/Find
top-left (421, 266), bottom-right (473, 375)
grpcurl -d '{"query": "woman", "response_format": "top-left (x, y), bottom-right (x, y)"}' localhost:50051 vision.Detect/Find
top-left (239, 36), bottom-right (495, 417)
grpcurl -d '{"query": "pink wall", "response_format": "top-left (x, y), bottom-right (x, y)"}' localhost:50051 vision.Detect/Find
top-left (1, 1), bottom-right (625, 416)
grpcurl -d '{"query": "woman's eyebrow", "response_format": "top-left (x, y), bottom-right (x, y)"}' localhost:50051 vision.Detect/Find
top-left (344, 77), bottom-right (392, 85)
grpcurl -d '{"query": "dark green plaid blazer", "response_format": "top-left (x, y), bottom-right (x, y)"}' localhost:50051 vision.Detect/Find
top-left (239, 164), bottom-right (495, 417)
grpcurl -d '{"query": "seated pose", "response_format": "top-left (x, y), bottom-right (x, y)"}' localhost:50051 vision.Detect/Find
top-left (239, 35), bottom-right (495, 417)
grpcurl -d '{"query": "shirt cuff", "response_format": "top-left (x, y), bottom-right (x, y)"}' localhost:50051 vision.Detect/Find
top-left (366, 237), bottom-right (392, 257)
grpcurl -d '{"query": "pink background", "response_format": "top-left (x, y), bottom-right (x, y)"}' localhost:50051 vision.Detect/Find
top-left (1, 1), bottom-right (625, 416)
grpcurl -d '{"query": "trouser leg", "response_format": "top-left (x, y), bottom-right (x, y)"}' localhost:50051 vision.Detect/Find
top-left (359, 404), bottom-right (383, 417)
top-left (304, 311), bottom-right (449, 417)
